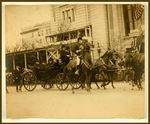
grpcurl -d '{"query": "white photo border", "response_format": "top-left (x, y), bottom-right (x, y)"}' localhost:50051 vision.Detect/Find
top-left (2, 1), bottom-right (149, 123)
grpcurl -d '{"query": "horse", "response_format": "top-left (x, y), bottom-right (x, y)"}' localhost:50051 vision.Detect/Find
top-left (90, 59), bottom-right (108, 89)
top-left (92, 50), bottom-right (119, 89)
top-left (124, 52), bottom-right (144, 90)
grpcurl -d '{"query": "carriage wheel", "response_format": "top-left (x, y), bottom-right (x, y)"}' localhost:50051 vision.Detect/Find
top-left (23, 72), bottom-right (37, 91)
top-left (42, 81), bottom-right (54, 90)
top-left (70, 76), bottom-right (82, 89)
top-left (56, 73), bottom-right (69, 91)
top-left (70, 81), bottom-right (82, 89)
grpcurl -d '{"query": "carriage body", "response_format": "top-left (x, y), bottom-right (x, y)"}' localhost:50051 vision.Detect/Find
top-left (22, 63), bottom-right (64, 91)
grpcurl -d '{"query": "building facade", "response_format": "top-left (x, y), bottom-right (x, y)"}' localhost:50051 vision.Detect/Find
top-left (19, 4), bottom-right (145, 64)
top-left (20, 21), bottom-right (51, 50)
top-left (46, 4), bottom-right (145, 61)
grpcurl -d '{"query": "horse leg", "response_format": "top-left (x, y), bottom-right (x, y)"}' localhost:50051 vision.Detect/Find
top-left (72, 86), bottom-right (75, 94)
top-left (101, 81), bottom-right (107, 90)
top-left (19, 80), bottom-right (23, 91)
top-left (138, 78), bottom-right (143, 90)
top-left (109, 72), bottom-right (115, 89)
top-left (111, 77), bottom-right (115, 89)
top-left (69, 73), bottom-right (75, 94)
top-left (71, 79), bottom-right (75, 94)
top-left (81, 77), bottom-right (85, 89)
top-left (95, 81), bottom-right (100, 89)
top-left (89, 82), bottom-right (92, 89)
top-left (102, 72), bottom-right (111, 88)
top-left (111, 80), bottom-right (115, 88)
top-left (100, 71), bottom-right (107, 89)
top-left (138, 73), bottom-right (143, 90)
top-left (85, 72), bottom-right (90, 92)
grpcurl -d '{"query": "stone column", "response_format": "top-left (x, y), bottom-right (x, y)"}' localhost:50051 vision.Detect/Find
top-left (12, 55), bottom-right (15, 70)
top-left (85, 28), bottom-right (87, 37)
top-left (127, 5), bottom-right (134, 31)
top-left (46, 50), bottom-right (48, 64)
top-left (106, 4), bottom-right (111, 49)
top-left (37, 51), bottom-right (39, 60)
top-left (89, 26), bottom-right (92, 37)
top-left (24, 53), bottom-right (27, 69)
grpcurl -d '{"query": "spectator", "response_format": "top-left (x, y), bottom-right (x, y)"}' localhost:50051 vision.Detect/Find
top-left (13, 66), bottom-right (22, 92)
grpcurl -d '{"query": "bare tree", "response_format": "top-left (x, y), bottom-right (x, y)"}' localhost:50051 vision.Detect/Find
top-left (21, 40), bottom-right (30, 50)
top-left (57, 20), bottom-right (71, 33)
top-left (6, 46), bottom-right (11, 53)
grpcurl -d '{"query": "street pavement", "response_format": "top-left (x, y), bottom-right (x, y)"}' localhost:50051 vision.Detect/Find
top-left (6, 81), bottom-right (146, 119)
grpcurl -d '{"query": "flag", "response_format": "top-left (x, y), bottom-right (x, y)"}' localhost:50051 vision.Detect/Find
top-left (134, 5), bottom-right (144, 20)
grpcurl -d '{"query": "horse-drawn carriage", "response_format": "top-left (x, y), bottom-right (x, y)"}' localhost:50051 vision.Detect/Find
top-left (19, 46), bottom-right (123, 92)
top-left (21, 59), bottom-right (82, 92)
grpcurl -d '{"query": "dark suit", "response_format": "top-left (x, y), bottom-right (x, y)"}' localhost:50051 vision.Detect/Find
top-left (13, 68), bottom-right (22, 92)
top-left (60, 49), bottom-right (70, 65)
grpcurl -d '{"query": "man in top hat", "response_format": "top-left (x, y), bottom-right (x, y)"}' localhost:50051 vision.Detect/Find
top-left (60, 44), bottom-right (71, 65)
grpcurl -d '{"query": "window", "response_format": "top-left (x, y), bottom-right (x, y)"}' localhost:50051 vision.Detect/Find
top-left (70, 31), bottom-right (77, 39)
top-left (46, 29), bottom-right (48, 35)
top-left (39, 39), bottom-right (42, 43)
top-left (46, 37), bottom-right (50, 42)
top-left (123, 5), bottom-right (130, 36)
top-left (87, 28), bottom-right (90, 37)
top-left (71, 8), bottom-right (75, 21)
top-left (64, 33), bottom-right (69, 40)
top-left (32, 33), bottom-right (34, 38)
top-left (54, 36), bottom-right (57, 42)
top-left (62, 11), bottom-right (65, 20)
top-left (50, 36), bottom-right (54, 42)
top-left (38, 30), bottom-right (44, 36)
top-left (79, 29), bottom-right (85, 37)
top-left (62, 8), bottom-right (75, 23)
top-left (41, 30), bottom-right (43, 36)
top-left (57, 34), bottom-right (63, 41)
top-left (38, 31), bottom-right (40, 36)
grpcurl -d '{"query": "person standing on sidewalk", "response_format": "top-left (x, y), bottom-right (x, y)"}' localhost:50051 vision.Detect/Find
top-left (13, 66), bottom-right (22, 92)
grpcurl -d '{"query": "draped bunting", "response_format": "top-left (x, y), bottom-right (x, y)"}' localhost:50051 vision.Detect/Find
top-left (134, 5), bottom-right (144, 20)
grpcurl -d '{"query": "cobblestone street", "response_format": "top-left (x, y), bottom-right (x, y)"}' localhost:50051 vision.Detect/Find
top-left (6, 82), bottom-right (146, 119)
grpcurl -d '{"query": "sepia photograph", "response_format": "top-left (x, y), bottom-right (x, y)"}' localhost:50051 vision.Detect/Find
top-left (2, 2), bottom-right (148, 123)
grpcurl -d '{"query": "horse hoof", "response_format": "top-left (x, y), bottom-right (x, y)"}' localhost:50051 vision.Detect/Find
top-left (87, 89), bottom-right (90, 92)
top-left (131, 88), bottom-right (134, 90)
top-left (72, 91), bottom-right (75, 94)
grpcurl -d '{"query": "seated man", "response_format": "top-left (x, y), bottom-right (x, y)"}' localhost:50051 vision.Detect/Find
top-left (60, 45), bottom-right (71, 65)
top-left (48, 58), bottom-right (54, 67)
